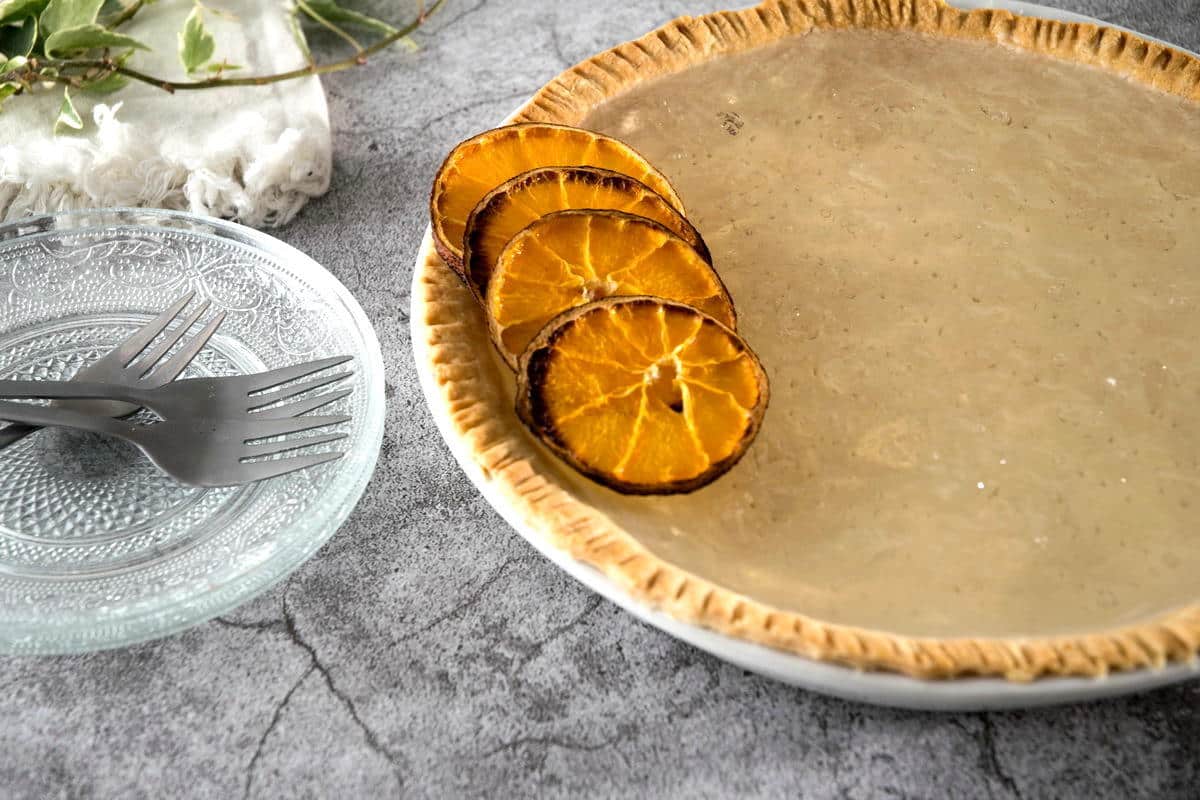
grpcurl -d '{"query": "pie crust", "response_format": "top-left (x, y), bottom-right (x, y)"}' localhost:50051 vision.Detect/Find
top-left (414, 0), bottom-right (1200, 679)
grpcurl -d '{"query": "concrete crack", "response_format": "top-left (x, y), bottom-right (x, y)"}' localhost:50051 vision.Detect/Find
top-left (281, 595), bottom-right (408, 791)
top-left (549, 20), bottom-right (572, 68)
top-left (433, 0), bottom-right (489, 33)
top-left (979, 715), bottom-right (1023, 800)
top-left (952, 716), bottom-right (1023, 800)
top-left (480, 732), bottom-right (631, 769)
top-left (395, 555), bottom-right (538, 643)
top-left (236, 556), bottom-right (544, 794)
top-left (511, 594), bottom-right (602, 675)
top-left (420, 90), bottom-right (536, 133)
top-left (237, 588), bottom-right (409, 798)
top-left (340, 86), bottom-right (533, 139)
top-left (213, 616), bottom-right (285, 633)
top-left (242, 663), bottom-right (315, 800)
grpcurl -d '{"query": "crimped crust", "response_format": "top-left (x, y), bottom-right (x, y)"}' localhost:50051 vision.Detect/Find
top-left (416, 0), bottom-right (1200, 679)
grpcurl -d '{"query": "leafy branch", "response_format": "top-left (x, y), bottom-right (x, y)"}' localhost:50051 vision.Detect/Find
top-left (0, 0), bottom-right (443, 131)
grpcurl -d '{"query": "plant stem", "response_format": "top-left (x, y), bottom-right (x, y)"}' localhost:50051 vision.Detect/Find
top-left (296, 0), bottom-right (364, 55)
top-left (105, 0), bottom-right (147, 29)
top-left (43, 0), bottom-right (442, 94)
top-left (45, 74), bottom-right (84, 89)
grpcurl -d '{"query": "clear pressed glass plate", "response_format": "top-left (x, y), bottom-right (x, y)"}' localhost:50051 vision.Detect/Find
top-left (0, 209), bottom-right (385, 654)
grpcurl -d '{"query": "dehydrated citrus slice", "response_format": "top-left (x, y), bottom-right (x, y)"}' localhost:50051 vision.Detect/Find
top-left (517, 297), bottom-right (769, 495)
top-left (430, 123), bottom-right (684, 272)
top-left (487, 210), bottom-right (736, 369)
top-left (464, 167), bottom-right (709, 299)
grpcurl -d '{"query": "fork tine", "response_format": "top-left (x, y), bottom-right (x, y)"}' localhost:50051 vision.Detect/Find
top-left (128, 300), bottom-right (211, 378)
top-left (241, 432), bottom-right (348, 459)
top-left (149, 310), bottom-right (227, 383)
top-left (247, 371), bottom-right (354, 409)
top-left (251, 389), bottom-right (353, 420)
top-left (113, 291), bottom-right (196, 366)
top-left (243, 414), bottom-right (352, 441)
top-left (247, 356), bottom-right (354, 393)
top-left (232, 451), bottom-right (345, 483)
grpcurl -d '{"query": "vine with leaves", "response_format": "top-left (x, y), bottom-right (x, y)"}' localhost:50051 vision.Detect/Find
top-left (0, 0), bottom-right (443, 132)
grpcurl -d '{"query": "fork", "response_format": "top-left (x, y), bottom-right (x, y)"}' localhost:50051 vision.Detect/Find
top-left (0, 291), bottom-right (225, 451)
top-left (0, 399), bottom-right (349, 487)
top-left (0, 356), bottom-right (354, 423)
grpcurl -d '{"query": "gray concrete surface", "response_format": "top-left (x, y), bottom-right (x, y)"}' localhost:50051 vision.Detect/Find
top-left (4, 1), bottom-right (1200, 797)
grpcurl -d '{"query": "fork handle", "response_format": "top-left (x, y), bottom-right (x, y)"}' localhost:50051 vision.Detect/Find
top-left (0, 378), bottom-right (149, 450)
top-left (0, 422), bottom-right (38, 451)
top-left (0, 380), bottom-right (154, 406)
top-left (0, 401), bottom-right (133, 441)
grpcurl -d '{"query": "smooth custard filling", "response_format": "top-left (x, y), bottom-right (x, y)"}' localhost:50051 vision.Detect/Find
top-left (574, 29), bottom-right (1200, 637)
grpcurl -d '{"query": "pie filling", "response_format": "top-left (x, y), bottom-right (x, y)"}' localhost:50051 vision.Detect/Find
top-left (568, 29), bottom-right (1200, 638)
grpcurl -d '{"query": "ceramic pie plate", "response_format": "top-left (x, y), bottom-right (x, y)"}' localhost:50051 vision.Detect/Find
top-left (0, 209), bottom-right (385, 655)
top-left (411, 0), bottom-right (1200, 709)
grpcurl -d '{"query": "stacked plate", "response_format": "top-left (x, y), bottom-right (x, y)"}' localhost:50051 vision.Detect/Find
top-left (0, 209), bottom-right (384, 654)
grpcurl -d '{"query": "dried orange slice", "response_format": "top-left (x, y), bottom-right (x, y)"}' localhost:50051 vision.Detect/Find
top-left (430, 123), bottom-right (684, 272)
top-left (464, 167), bottom-right (709, 299)
top-left (517, 297), bottom-right (769, 495)
top-left (487, 210), bottom-right (735, 369)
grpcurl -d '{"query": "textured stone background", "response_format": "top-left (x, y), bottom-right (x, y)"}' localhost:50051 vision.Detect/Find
top-left (4, 1), bottom-right (1200, 797)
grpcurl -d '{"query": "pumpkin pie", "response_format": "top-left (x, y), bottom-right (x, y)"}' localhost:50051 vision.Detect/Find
top-left (413, 0), bottom-right (1200, 679)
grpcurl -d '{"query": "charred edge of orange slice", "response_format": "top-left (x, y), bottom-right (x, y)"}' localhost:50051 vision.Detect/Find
top-left (463, 167), bottom-right (711, 302)
top-left (486, 209), bottom-right (736, 371)
top-left (515, 297), bottom-right (770, 496)
top-left (428, 122), bottom-right (686, 275)
top-left (432, 225), bottom-right (468, 281)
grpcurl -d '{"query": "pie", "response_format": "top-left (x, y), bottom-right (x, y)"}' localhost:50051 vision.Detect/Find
top-left (413, 0), bottom-right (1200, 679)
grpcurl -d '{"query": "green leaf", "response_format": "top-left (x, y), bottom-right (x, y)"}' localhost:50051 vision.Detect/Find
top-left (39, 0), bottom-right (102, 35)
top-left (0, 0), bottom-right (47, 25)
top-left (204, 60), bottom-right (240, 72)
top-left (0, 81), bottom-right (18, 113)
top-left (53, 85), bottom-right (83, 134)
top-left (43, 22), bottom-right (147, 56)
top-left (177, 6), bottom-right (212, 73)
top-left (1, 54), bottom-right (26, 72)
top-left (82, 68), bottom-right (125, 93)
top-left (0, 13), bottom-right (35, 56)
top-left (0, 0), bottom-right (44, 26)
top-left (301, 0), bottom-right (396, 35)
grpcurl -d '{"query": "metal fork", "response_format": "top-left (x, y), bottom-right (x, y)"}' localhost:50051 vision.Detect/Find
top-left (0, 291), bottom-right (225, 451)
top-left (0, 356), bottom-right (354, 423)
top-left (0, 399), bottom-right (349, 487)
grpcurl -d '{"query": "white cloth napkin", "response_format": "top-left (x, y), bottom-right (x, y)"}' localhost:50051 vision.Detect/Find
top-left (0, 0), bottom-right (331, 227)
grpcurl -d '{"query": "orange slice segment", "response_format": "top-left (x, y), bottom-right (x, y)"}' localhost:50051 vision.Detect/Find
top-left (430, 123), bottom-right (684, 272)
top-left (517, 297), bottom-right (769, 495)
top-left (487, 210), bottom-right (736, 369)
top-left (465, 167), bottom-right (709, 300)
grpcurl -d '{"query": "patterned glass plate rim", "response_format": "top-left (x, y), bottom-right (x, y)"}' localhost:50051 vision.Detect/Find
top-left (0, 208), bottom-right (385, 655)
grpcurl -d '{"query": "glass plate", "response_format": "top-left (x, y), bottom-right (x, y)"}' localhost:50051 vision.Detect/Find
top-left (0, 209), bottom-right (385, 654)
